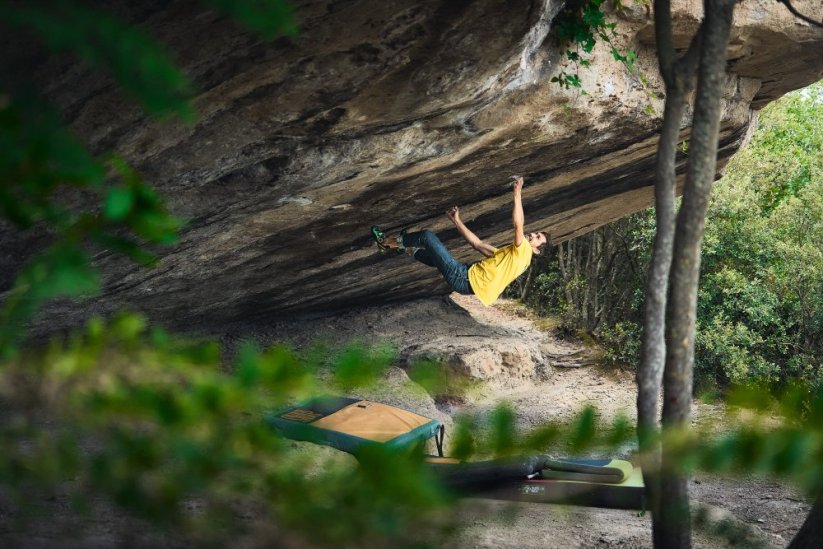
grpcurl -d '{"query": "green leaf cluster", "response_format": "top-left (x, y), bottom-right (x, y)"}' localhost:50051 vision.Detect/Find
top-left (0, 95), bottom-right (182, 352)
top-left (2, 1), bottom-right (194, 120)
top-left (444, 382), bottom-right (823, 502)
top-left (0, 0), bottom-right (296, 356)
top-left (1, 321), bottom-right (820, 545)
top-left (550, 0), bottom-right (637, 91)
top-left (695, 81), bottom-right (823, 390)
top-left (519, 80), bottom-right (823, 393)
top-left (0, 315), bottom-right (450, 545)
top-left (203, 0), bottom-right (297, 40)
top-left (513, 209), bottom-right (654, 359)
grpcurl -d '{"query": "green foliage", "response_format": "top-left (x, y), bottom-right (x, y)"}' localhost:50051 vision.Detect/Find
top-left (333, 343), bottom-right (394, 390)
top-left (551, 0), bottom-right (637, 91)
top-left (0, 243), bottom-right (100, 351)
top-left (451, 403), bottom-right (634, 463)
top-left (520, 80), bottom-right (823, 395)
top-left (518, 209), bottom-right (654, 345)
top-left (450, 415), bottom-right (479, 462)
top-left (743, 86), bottom-right (823, 212)
top-left (204, 0), bottom-right (297, 40)
top-left (522, 270), bottom-right (566, 314)
top-left (599, 320), bottom-right (642, 367)
top-left (0, 95), bottom-right (181, 353)
top-left (694, 81), bottom-right (823, 389)
top-left (0, 0), bottom-right (296, 356)
top-left (407, 359), bottom-right (450, 395)
top-left (489, 404), bottom-right (516, 457)
top-left (695, 269), bottom-right (782, 385)
top-left (567, 405), bottom-right (598, 453)
top-left (663, 385), bottom-right (823, 497)
top-left (2, 316), bottom-right (821, 543)
top-left (0, 94), bottom-right (103, 227)
top-left (444, 384), bottom-right (823, 504)
top-left (0, 315), bottom-right (450, 545)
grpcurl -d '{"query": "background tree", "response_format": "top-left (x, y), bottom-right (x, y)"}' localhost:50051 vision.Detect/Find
top-left (635, 0), bottom-right (701, 541)
top-left (515, 216), bottom-right (651, 337)
top-left (520, 80), bottom-right (823, 397)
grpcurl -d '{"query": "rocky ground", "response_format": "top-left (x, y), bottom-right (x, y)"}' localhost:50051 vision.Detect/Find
top-left (226, 293), bottom-right (812, 548)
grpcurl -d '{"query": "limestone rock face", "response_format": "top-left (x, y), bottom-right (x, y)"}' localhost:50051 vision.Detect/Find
top-left (3, 0), bottom-right (823, 334)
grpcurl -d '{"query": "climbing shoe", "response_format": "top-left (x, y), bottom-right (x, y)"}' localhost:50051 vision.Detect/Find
top-left (371, 225), bottom-right (403, 255)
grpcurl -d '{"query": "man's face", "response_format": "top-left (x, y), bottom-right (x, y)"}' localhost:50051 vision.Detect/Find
top-left (528, 232), bottom-right (547, 248)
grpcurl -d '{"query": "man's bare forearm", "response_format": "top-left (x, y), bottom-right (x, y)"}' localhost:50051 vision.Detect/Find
top-left (512, 176), bottom-right (525, 246)
top-left (447, 206), bottom-right (496, 257)
top-left (513, 190), bottom-right (524, 229)
top-left (454, 217), bottom-right (482, 247)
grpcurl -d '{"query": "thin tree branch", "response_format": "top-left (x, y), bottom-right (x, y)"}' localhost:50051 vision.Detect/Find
top-left (778, 0), bottom-right (823, 28)
top-left (654, 0), bottom-right (677, 83)
top-left (674, 24), bottom-right (704, 93)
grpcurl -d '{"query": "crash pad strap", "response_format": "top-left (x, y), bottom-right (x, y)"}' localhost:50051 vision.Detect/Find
top-left (434, 425), bottom-right (445, 457)
top-left (540, 458), bottom-right (633, 483)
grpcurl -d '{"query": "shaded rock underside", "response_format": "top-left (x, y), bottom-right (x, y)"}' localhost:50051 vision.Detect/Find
top-left (1, 0), bottom-right (822, 335)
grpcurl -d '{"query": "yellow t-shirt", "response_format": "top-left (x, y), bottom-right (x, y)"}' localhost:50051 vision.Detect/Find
top-left (468, 240), bottom-right (533, 306)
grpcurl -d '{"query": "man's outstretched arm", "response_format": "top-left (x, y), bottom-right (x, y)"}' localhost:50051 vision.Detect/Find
top-left (447, 206), bottom-right (496, 258)
top-left (512, 176), bottom-right (526, 247)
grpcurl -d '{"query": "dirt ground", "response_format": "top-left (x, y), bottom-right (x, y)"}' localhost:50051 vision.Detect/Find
top-left (438, 296), bottom-right (810, 549)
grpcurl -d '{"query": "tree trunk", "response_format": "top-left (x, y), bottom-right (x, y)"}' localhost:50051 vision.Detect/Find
top-left (640, 86), bottom-right (685, 531)
top-left (573, 238), bottom-right (583, 325)
top-left (583, 234), bottom-right (595, 330)
top-left (640, 0), bottom-right (702, 535)
top-left (590, 233), bottom-right (603, 331)
top-left (520, 264), bottom-right (534, 301)
top-left (557, 241), bottom-right (575, 323)
top-left (658, 1), bottom-right (736, 547)
top-left (789, 493), bottom-right (823, 549)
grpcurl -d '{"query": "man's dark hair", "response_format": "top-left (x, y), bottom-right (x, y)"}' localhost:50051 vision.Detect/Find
top-left (533, 231), bottom-right (551, 255)
top-left (539, 231), bottom-right (550, 247)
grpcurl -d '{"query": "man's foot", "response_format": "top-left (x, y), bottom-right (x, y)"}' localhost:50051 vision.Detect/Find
top-left (371, 226), bottom-right (405, 254)
top-left (393, 228), bottom-right (408, 250)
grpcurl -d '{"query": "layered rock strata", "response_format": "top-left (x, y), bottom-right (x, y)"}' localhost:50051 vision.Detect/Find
top-left (2, 0), bottom-right (822, 333)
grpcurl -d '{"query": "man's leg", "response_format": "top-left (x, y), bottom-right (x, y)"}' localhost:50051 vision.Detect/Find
top-left (402, 230), bottom-right (473, 294)
top-left (411, 248), bottom-right (436, 267)
top-left (375, 228), bottom-right (436, 265)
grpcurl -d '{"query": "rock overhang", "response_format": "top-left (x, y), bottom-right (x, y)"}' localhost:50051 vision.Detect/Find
top-left (2, 0), bottom-right (822, 334)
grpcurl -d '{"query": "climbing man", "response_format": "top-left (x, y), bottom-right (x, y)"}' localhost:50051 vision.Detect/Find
top-left (372, 176), bottom-right (550, 306)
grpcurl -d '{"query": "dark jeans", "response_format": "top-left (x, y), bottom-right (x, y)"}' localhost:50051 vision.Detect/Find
top-left (402, 230), bottom-right (474, 295)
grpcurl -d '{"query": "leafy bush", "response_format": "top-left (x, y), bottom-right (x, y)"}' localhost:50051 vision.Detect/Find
top-left (0, 0), bottom-right (293, 356)
top-left (0, 314), bottom-right (453, 546)
top-left (599, 320), bottom-right (642, 368)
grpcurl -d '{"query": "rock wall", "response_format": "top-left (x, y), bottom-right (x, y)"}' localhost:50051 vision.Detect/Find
top-left (3, 0), bottom-right (823, 334)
